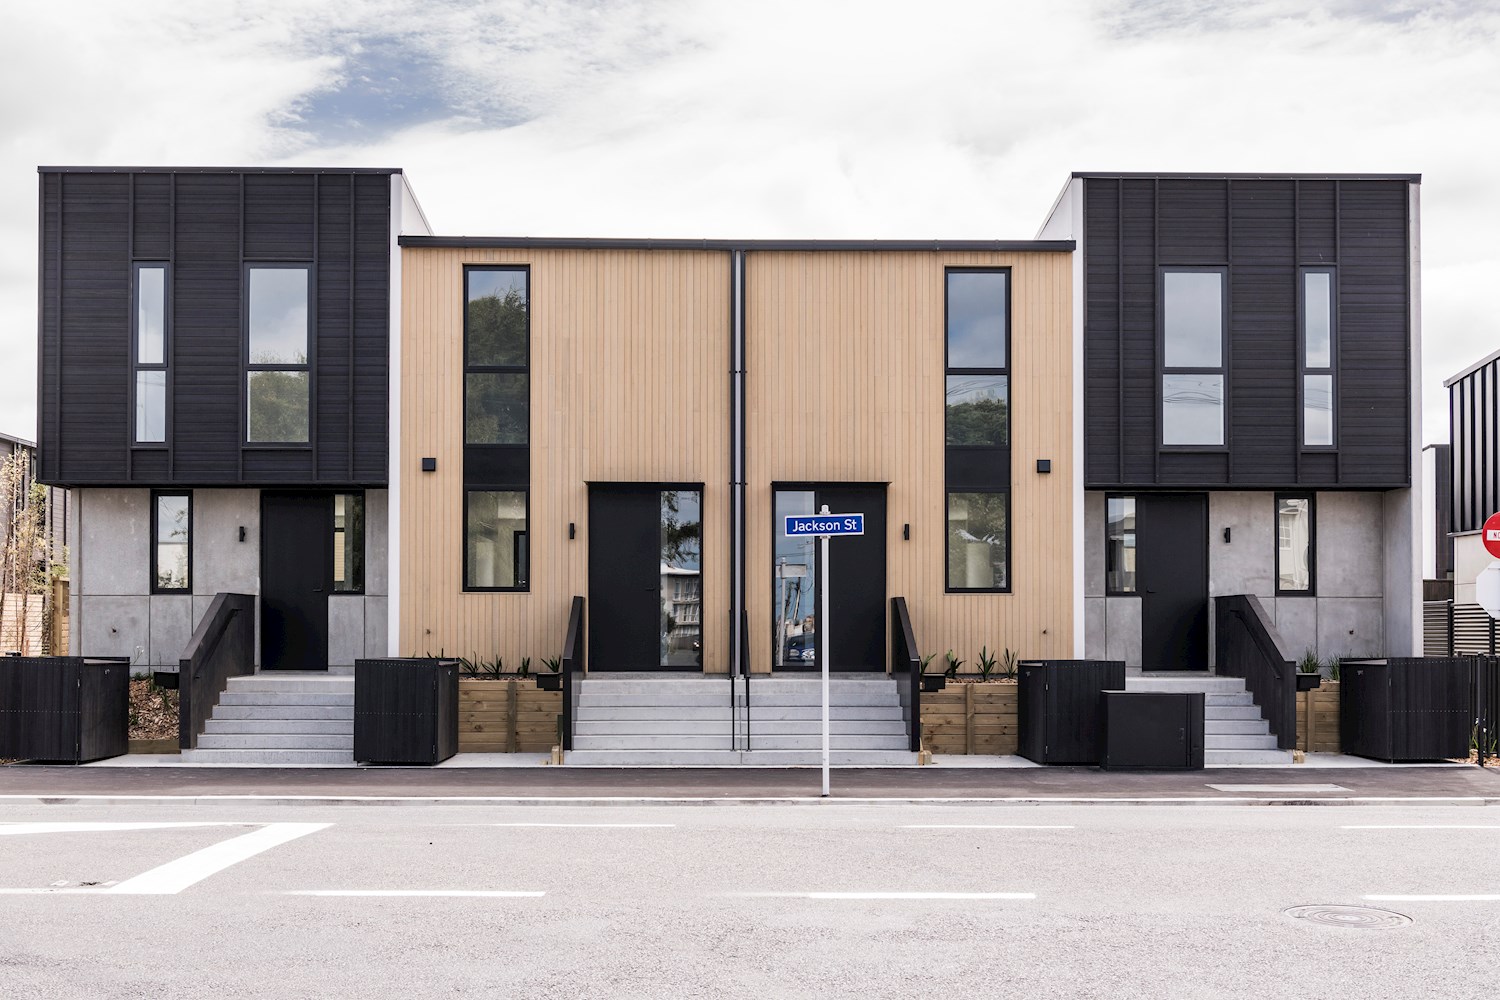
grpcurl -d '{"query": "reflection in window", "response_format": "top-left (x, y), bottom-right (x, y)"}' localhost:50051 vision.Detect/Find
top-left (1163, 271), bottom-right (1223, 368)
top-left (1162, 374), bottom-right (1224, 446)
top-left (1277, 496), bottom-right (1313, 592)
top-left (465, 373), bottom-right (529, 445)
top-left (134, 265), bottom-right (167, 444)
top-left (945, 375), bottom-right (1008, 446)
top-left (246, 266), bottom-right (310, 444)
top-left (333, 493), bottom-right (364, 593)
top-left (1304, 271), bottom-right (1332, 369)
top-left (946, 271), bottom-right (1008, 369)
top-left (772, 490), bottom-right (816, 668)
top-left (1106, 497), bottom-right (1136, 593)
top-left (947, 491), bottom-right (1008, 590)
top-left (660, 490), bottom-right (702, 667)
top-left (1303, 374), bottom-right (1333, 447)
top-left (466, 491), bottom-right (527, 589)
top-left (247, 371), bottom-right (310, 443)
top-left (154, 493), bottom-right (190, 592)
top-left (467, 269), bottom-right (528, 367)
top-left (136, 371), bottom-right (166, 443)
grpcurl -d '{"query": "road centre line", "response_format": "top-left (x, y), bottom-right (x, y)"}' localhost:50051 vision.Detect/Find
top-left (1366, 894), bottom-right (1500, 902)
top-left (491, 823), bottom-right (676, 828)
top-left (730, 892), bottom-right (1035, 900)
top-left (900, 824), bottom-right (1074, 830)
top-left (0, 822), bottom-right (241, 836)
top-left (1343, 825), bottom-right (1500, 830)
top-left (286, 890), bottom-right (544, 898)
top-left (106, 823), bottom-right (330, 895)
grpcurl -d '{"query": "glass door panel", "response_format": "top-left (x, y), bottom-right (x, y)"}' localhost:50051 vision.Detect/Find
top-left (772, 490), bottom-right (817, 669)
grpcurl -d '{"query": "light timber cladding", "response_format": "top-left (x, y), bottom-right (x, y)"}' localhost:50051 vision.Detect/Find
top-left (745, 251), bottom-right (1075, 673)
top-left (400, 248), bottom-right (731, 670)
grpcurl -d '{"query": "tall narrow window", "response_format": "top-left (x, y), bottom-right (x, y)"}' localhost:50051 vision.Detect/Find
top-left (134, 265), bottom-right (168, 444)
top-left (332, 493), bottom-right (364, 594)
top-left (152, 492), bottom-right (191, 592)
top-left (944, 268), bottom-right (1010, 592)
top-left (464, 266), bottom-right (530, 591)
top-left (246, 266), bottom-right (310, 443)
top-left (1301, 268), bottom-right (1336, 448)
top-left (1161, 269), bottom-right (1226, 446)
top-left (1276, 494), bottom-right (1315, 593)
top-left (1105, 496), bottom-right (1136, 594)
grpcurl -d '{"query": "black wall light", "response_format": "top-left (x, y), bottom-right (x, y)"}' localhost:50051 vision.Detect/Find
top-left (569, 522), bottom-right (576, 540)
top-left (903, 523), bottom-right (910, 541)
top-left (1223, 527), bottom-right (1232, 543)
top-left (1036, 459), bottom-right (1051, 474)
top-left (238, 526), bottom-right (246, 543)
top-left (421, 457), bottom-right (437, 472)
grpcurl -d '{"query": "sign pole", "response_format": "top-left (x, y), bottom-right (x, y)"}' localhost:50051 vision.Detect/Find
top-left (819, 505), bottom-right (831, 797)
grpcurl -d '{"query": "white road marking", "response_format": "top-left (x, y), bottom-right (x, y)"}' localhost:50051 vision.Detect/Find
top-left (489, 827), bottom-right (678, 833)
top-left (1344, 825), bottom-right (1500, 830)
top-left (0, 822), bottom-right (239, 836)
top-left (730, 891), bottom-right (1035, 900)
top-left (1366, 894), bottom-right (1500, 902)
top-left (286, 890), bottom-right (544, 898)
top-left (901, 824), bottom-right (1074, 830)
top-left (1207, 784), bottom-right (1350, 792)
top-left (104, 823), bottom-right (330, 895)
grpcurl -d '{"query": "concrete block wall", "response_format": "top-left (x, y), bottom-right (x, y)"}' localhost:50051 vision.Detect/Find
top-left (1084, 490), bottom-right (1411, 667)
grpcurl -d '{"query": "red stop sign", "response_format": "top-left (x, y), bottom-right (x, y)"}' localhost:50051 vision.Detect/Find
top-left (1485, 512), bottom-right (1500, 560)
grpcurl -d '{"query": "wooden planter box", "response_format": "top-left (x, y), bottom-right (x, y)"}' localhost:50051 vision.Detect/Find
top-left (459, 679), bottom-right (563, 753)
top-left (0, 656), bottom-right (131, 763)
top-left (1341, 658), bottom-right (1472, 762)
top-left (919, 680), bottom-right (1019, 755)
top-left (354, 658), bottom-right (460, 765)
top-left (1018, 659), bottom-right (1127, 764)
top-left (1296, 681), bottom-right (1341, 753)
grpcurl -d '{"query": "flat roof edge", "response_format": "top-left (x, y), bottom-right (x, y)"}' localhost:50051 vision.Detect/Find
top-left (37, 166), bottom-right (403, 175)
top-left (1444, 347), bottom-right (1500, 388)
top-left (1071, 171), bottom-right (1421, 183)
top-left (398, 236), bottom-right (1076, 252)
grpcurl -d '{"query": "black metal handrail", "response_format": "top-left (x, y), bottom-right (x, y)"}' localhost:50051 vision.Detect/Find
top-left (1213, 595), bottom-right (1295, 750)
top-left (560, 595), bottom-right (585, 752)
top-left (739, 607), bottom-right (751, 752)
top-left (178, 592), bottom-right (255, 750)
top-left (892, 597), bottom-right (921, 753)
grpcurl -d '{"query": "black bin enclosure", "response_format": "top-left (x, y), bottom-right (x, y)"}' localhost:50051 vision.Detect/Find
top-left (1017, 660), bottom-right (1126, 764)
top-left (0, 656), bottom-right (131, 763)
top-left (1340, 658), bottom-right (1472, 762)
top-left (1102, 692), bottom-right (1205, 770)
top-left (354, 658), bottom-right (460, 765)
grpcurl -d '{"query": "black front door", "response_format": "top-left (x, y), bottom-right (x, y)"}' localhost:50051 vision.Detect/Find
top-left (261, 493), bottom-right (331, 671)
top-left (772, 484), bottom-right (886, 672)
top-left (1136, 493), bottom-right (1208, 671)
top-left (587, 486), bottom-right (705, 671)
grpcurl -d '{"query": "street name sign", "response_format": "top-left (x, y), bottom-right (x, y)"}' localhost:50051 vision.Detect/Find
top-left (784, 513), bottom-right (864, 537)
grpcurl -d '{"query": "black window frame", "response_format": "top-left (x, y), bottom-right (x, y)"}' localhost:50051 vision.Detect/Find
top-left (944, 488), bottom-right (1012, 595)
top-left (131, 262), bottom-right (171, 448)
top-left (1104, 493), bottom-right (1137, 596)
top-left (242, 262), bottom-right (315, 449)
top-left (1158, 266), bottom-right (1230, 452)
top-left (462, 264), bottom-right (532, 593)
top-left (331, 491), bottom-right (365, 596)
top-left (463, 488), bottom-right (531, 593)
top-left (1274, 492), bottom-right (1317, 597)
top-left (150, 490), bottom-right (192, 594)
top-left (1298, 266), bottom-right (1338, 451)
top-left (943, 267), bottom-right (1012, 594)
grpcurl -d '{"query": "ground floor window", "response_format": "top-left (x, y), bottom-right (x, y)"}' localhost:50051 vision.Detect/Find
top-left (946, 491), bottom-right (1008, 591)
top-left (1276, 494), bottom-right (1315, 594)
top-left (332, 493), bottom-right (364, 593)
top-left (151, 491), bottom-right (191, 592)
top-left (466, 490), bottom-right (528, 590)
top-left (1106, 496), bottom-right (1136, 594)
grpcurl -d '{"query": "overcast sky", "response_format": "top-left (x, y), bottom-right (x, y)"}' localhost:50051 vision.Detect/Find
top-left (2, 0), bottom-right (1496, 445)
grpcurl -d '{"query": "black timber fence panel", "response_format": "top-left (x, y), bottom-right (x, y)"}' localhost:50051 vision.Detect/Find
top-left (354, 658), bottom-right (459, 765)
top-left (1341, 658), bottom-right (1473, 762)
top-left (0, 656), bottom-right (130, 762)
top-left (1478, 656), bottom-right (1500, 765)
top-left (1017, 660), bottom-right (1126, 764)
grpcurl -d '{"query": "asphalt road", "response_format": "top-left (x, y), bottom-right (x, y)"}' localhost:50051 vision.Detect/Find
top-left (0, 800), bottom-right (1497, 998)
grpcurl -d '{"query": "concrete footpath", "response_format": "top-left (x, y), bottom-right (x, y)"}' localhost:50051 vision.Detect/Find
top-left (2, 762), bottom-right (1499, 803)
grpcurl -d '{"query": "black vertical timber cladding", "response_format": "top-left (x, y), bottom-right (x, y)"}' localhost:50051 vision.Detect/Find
top-left (1082, 175), bottom-right (1412, 490)
top-left (1449, 354), bottom-right (1500, 534)
top-left (37, 168), bottom-right (392, 487)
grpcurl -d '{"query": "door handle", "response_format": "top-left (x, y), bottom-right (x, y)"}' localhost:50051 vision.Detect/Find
top-left (313, 587), bottom-right (324, 593)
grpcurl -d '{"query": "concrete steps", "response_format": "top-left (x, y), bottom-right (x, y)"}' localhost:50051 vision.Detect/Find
top-left (564, 749), bottom-right (918, 767)
top-left (181, 670), bottom-right (355, 766)
top-left (1125, 673), bottom-right (1294, 766)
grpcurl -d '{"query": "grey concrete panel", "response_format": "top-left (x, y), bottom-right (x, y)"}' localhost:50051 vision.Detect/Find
top-left (193, 489), bottom-right (260, 596)
top-left (364, 596), bottom-right (389, 659)
top-left (1316, 598), bottom-right (1385, 659)
top-left (79, 596), bottom-right (149, 667)
top-left (147, 595), bottom-right (193, 666)
top-left (1382, 487), bottom-right (1419, 657)
top-left (1273, 597), bottom-right (1318, 661)
top-left (1084, 597), bottom-right (1106, 659)
top-left (328, 597), bottom-right (365, 667)
top-left (365, 490), bottom-right (388, 597)
top-left (1315, 492), bottom-right (1384, 598)
top-left (1105, 596), bottom-right (1142, 667)
top-left (1208, 492), bottom-right (1275, 598)
top-left (79, 489), bottom-right (150, 597)
top-left (1084, 492), bottom-right (1105, 597)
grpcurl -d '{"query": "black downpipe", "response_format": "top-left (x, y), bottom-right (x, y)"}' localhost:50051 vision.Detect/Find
top-left (730, 250), bottom-right (748, 749)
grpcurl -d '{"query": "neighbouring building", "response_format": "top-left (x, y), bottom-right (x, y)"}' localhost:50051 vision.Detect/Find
top-left (1444, 347), bottom-right (1499, 654)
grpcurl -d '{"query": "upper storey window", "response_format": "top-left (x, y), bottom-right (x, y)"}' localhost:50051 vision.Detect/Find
top-left (246, 266), bottom-right (310, 443)
top-left (1161, 269), bottom-right (1226, 446)
top-left (1301, 269), bottom-right (1336, 448)
top-left (465, 267), bottom-right (529, 445)
top-left (134, 265), bottom-right (168, 444)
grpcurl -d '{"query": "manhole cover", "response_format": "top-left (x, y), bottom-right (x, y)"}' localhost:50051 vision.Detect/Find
top-left (1283, 904), bottom-right (1412, 929)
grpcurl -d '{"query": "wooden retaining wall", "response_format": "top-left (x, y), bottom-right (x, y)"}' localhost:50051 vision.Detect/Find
top-left (459, 680), bottom-right (562, 753)
top-left (919, 681), bottom-right (1019, 755)
top-left (1296, 681), bottom-right (1340, 754)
